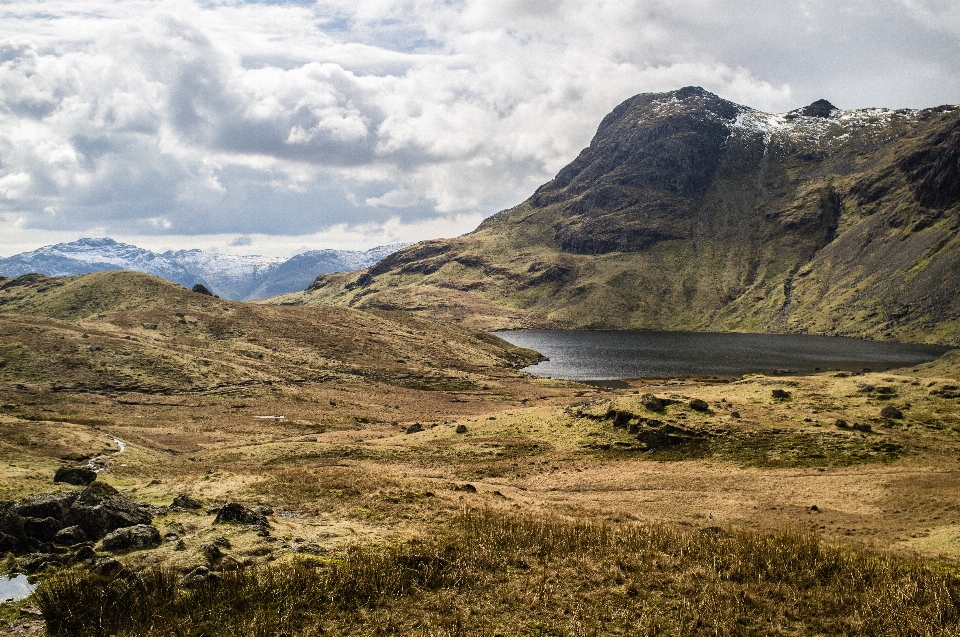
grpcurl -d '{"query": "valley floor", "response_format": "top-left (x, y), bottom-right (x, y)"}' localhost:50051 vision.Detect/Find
top-left (3, 353), bottom-right (960, 635)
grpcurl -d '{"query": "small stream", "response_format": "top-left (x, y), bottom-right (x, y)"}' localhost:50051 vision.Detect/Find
top-left (85, 436), bottom-right (126, 473)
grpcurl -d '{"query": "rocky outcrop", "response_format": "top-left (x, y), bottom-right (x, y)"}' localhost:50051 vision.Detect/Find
top-left (0, 483), bottom-right (152, 556)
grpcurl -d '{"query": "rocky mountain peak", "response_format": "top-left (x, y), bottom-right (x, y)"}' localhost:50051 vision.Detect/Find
top-left (798, 99), bottom-right (838, 118)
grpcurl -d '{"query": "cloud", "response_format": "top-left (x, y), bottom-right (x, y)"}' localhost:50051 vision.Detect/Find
top-left (0, 0), bottom-right (957, 255)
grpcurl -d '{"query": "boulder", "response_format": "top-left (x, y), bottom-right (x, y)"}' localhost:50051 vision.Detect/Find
top-left (191, 283), bottom-right (213, 296)
top-left (641, 394), bottom-right (666, 412)
top-left (200, 542), bottom-right (222, 562)
top-left (14, 492), bottom-right (77, 520)
top-left (65, 482), bottom-right (153, 540)
top-left (90, 556), bottom-right (124, 577)
top-left (71, 545), bottom-right (98, 566)
top-left (405, 423), bottom-right (425, 434)
top-left (18, 552), bottom-right (65, 574)
top-left (100, 524), bottom-right (161, 552)
top-left (22, 516), bottom-right (61, 543)
top-left (171, 494), bottom-right (203, 510)
top-left (771, 389), bottom-right (792, 400)
top-left (213, 503), bottom-right (268, 527)
top-left (880, 406), bottom-right (903, 419)
top-left (54, 467), bottom-right (97, 486)
top-left (689, 398), bottom-right (710, 412)
top-left (455, 424), bottom-right (468, 434)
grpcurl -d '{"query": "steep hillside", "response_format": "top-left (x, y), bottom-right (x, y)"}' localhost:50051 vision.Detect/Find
top-left (0, 271), bottom-right (540, 393)
top-left (285, 87), bottom-right (960, 345)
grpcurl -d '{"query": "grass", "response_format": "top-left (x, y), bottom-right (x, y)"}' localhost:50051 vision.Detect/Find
top-left (34, 508), bottom-right (960, 636)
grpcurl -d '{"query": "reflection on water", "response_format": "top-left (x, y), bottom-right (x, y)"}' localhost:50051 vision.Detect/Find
top-left (494, 330), bottom-right (953, 381)
top-left (0, 574), bottom-right (35, 602)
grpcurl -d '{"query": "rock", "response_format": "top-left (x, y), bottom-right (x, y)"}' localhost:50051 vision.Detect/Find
top-left (455, 424), bottom-right (468, 434)
top-left (252, 505), bottom-right (273, 517)
top-left (611, 411), bottom-right (632, 428)
top-left (14, 492), bottom-right (77, 520)
top-left (71, 545), bottom-right (98, 566)
top-left (19, 552), bottom-right (67, 573)
top-left (212, 536), bottom-right (232, 548)
top-left (54, 467), bottom-right (97, 486)
top-left (191, 283), bottom-right (213, 296)
top-left (163, 532), bottom-right (179, 542)
top-left (54, 525), bottom-right (89, 546)
top-left (641, 394), bottom-right (666, 412)
top-left (213, 503), bottom-right (268, 526)
top-left (142, 323), bottom-right (158, 330)
top-left (689, 398), bottom-right (710, 412)
top-left (200, 542), bottom-right (222, 562)
top-left (100, 524), bottom-right (161, 552)
top-left (65, 482), bottom-right (153, 540)
top-left (182, 565), bottom-right (220, 587)
top-left (880, 406), bottom-right (903, 419)
top-left (22, 516), bottom-right (61, 543)
top-left (729, 412), bottom-right (741, 419)
top-left (405, 423), bottom-right (425, 434)
top-left (90, 556), bottom-right (124, 577)
top-left (771, 389), bottom-right (792, 400)
top-left (297, 435), bottom-right (318, 442)
top-left (852, 423), bottom-right (873, 433)
top-left (835, 419), bottom-right (849, 428)
top-left (454, 483), bottom-right (477, 493)
top-left (171, 494), bottom-right (203, 510)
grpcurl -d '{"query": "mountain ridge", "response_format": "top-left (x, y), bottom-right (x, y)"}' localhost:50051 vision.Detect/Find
top-left (283, 87), bottom-right (960, 346)
top-left (0, 238), bottom-right (409, 301)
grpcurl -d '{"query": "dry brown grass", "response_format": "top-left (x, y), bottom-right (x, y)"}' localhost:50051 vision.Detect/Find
top-left (35, 508), bottom-right (960, 636)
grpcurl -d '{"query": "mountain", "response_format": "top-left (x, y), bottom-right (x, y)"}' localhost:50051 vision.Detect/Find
top-left (285, 87), bottom-right (960, 346)
top-left (0, 238), bottom-right (409, 301)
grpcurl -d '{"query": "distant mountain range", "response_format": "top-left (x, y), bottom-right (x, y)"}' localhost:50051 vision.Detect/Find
top-left (0, 238), bottom-right (408, 301)
top-left (289, 87), bottom-right (960, 346)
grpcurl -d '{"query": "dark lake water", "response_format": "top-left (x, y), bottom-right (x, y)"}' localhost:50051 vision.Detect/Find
top-left (494, 330), bottom-right (953, 381)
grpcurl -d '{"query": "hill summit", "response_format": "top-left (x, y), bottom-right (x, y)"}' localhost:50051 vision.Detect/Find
top-left (285, 87), bottom-right (960, 345)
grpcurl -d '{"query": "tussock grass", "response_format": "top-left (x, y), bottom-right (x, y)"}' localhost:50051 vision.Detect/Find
top-left (36, 509), bottom-right (960, 636)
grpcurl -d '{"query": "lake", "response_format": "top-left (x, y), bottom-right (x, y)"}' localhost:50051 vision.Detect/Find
top-left (493, 330), bottom-right (953, 381)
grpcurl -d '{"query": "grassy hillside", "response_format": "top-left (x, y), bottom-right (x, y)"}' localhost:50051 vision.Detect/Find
top-left (0, 271), bottom-right (540, 393)
top-left (281, 88), bottom-right (960, 345)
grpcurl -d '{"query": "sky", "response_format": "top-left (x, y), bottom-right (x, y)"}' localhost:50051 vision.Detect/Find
top-left (1, 0), bottom-right (958, 258)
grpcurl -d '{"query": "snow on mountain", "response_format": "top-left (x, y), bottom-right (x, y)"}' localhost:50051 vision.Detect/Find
top-left (0, 238), bottom-right (410, 301)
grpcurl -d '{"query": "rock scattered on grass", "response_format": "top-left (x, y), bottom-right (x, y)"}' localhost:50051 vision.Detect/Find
top-left (405, 423), bottom-right (425, 434)
top-left (771, 389), bottom-right (792, 400)
top-left (880, 406), bottom-right (903, 419)
top-left (641, 394), bottom-right (666, 412)
top-left (101, 524), bottom-right (161, 552)
top-left (53, 467), bottom-right (97, 486)
top-left (171, 494), bottom-right (203, 510)
top-left (455, 424), bottom-right (467, 434)
top-left (213, 503), bottom-right (269, 527)
top-left (689, 398), bottom-right (710, 412)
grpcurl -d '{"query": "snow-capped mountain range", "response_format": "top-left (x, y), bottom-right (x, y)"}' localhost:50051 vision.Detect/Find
top-left (0, 238), bottom-right (408, 301)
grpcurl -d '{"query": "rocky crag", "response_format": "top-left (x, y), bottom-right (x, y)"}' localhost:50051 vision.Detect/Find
top-left (287, 87), bottom-right (960, 345)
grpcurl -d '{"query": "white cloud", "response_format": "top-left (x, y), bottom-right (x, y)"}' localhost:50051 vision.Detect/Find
top-left (0, 0), bottom-right (957, 254)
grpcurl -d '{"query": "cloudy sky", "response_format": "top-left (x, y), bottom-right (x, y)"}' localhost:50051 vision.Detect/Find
top-left (1, 0), bottom-right (958, 257)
